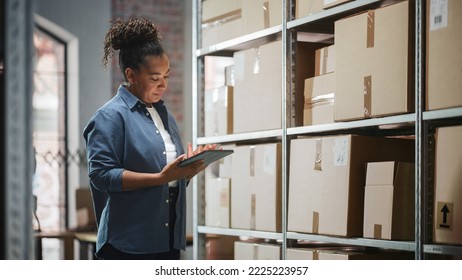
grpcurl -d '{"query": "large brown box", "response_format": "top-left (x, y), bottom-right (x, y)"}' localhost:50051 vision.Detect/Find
top-left (204, 86), bottom-right (233, 137)
top-left (324, 0), bottom-right (355, 9)
top-left (315, 44), bottom-right (335, 76)
top-left (201, 0), bottom-right (243, 48)
top-left (433, 125), bottom-right (462, 245)
top-left (363, 161), bottom-right (415, 240)
top-left (296, 0), bottom-right (324, 19)
top-left (303, 72), bottom-right (335, 126)
top-left (234, 242), bottom-right (281, 260)
top-left (230, 143), bottom-right (281, 232)
top-left (234, 41), bottom-right (323, 132)
top-left (201, 0), bottom-right (282, 48)
top-left (202, 0), bottom-right (241, 23)
top-left (205, 177), bottom-right (231, 228)
top-left (242, 0), bottom-right (282, 34)
top-left (318, 249), bottom-right (413, 260)
top-left (288, 135), bottom-right (414, 237)
top-left (334, 1), bottom-right (414, 121)
top-left (75, 187), bottom-right (97, 230)
top-left (426, 0), bottom-right (462, 110)
top-left (233, 40), bottom-right (282, 133)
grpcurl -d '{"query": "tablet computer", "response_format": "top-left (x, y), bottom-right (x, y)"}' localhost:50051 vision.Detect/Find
top-left (177, 150), bottom-right (234, 167)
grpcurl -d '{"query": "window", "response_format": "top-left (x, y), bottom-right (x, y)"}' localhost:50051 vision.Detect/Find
top-left (32, 26), bottom-right (67, 259)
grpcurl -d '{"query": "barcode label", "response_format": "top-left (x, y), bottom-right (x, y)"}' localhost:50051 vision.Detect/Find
top-left (434, 15), bottom-right (442, 25)
top-left (430, 0), bottom-right (448, 31)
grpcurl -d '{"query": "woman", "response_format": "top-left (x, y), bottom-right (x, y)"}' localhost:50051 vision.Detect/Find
top-left (83, 18), bottom-right (214, 260)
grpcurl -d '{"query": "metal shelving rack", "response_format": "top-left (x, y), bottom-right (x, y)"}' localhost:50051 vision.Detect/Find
top-left (191, 0), bottom-right (462, 260)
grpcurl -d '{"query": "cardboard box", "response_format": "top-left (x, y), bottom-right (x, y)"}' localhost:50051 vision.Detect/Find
top-left (318, 249), bottom-right (413, 260)
top-left (363, 162), bottom-right (415, 240)
top-left (202, 0), bottom-right (242, 23)
top-left (234, 40), bottom-right (327, 131)
top-left (315, 45), bottom-right (335, 76)
top-left (75, 187), bottom-right (97, 230)
top-left (303, 72), bottom-right (335, 126)
top-left (233, 41), bottom-right (282, 133)
top-left (294, 42), bottom-right (332, 127)
top-left (234, 242), bottom-right (281, 260)
top-left (225, 65), bottom-right (235, 86)
top-left (201, 0), bottom-right (282, 48)
top-left (202, 18), bottom-right (244, 48)
top-left (426, 0), bottom-right (462, 110)
top-left (288, 135), bottom-right (414, 237)
top-left (334, 1), bottom-right (414, 121)
top-left (242, 0), bottom-right (282, 34)
top-left (434, 125), bottom-right (462, 245)
top-left (323, 0), bottom-right (355, 9)
top-left (218, 144), bottom-right (235, 178)
top-left (287, 248), bottom-right (316, 260)
top-left (204, 86), bottom-right (233, 137)
top-left (296, 0), bottom-right (324, 19)
top-left (206, 235), bottom-right (239, 260)
top-left (205, 178), bottom-right (231, 228)
top-left (231, 143), bottom-right (281, 232)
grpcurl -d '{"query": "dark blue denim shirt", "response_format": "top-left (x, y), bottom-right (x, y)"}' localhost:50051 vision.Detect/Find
top-left (83, 85), bottom-right (187, 255)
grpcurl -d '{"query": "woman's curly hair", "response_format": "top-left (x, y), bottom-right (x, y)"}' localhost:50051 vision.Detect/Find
top-left (102, 18), bottom-right (164, 76)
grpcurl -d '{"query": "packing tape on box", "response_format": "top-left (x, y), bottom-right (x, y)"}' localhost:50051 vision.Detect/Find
top-left (253, 243), bottom-right (259, 260)
top-left (374, 224), bottom-right (382, 239)
top-left (201, 9), bottom-right (242, 29)
top-left (250, 146), bottom-right (256, 177)
top-left (363, 75), bottom-right (372, 118)
top-left (313, 250), bottom-right (320, 260)
top-left (220, 188), bottom-right (229, 208)
top-left (367, 10), bottom-right (375, 48)
top-left (314, 138), bottom-right (323, 171)
top-left (322, 47), bottom-right (330, 75)
top-left (304, 93), bottom-right (335, 110)
top-left (263, 1), bottom-right (270, 29)
top-left (250, 193), bottom-right (256, 230)
top-left (253, 48), bottom-right (261, 74)
top-left (312, 211), bottom-right (319, 234)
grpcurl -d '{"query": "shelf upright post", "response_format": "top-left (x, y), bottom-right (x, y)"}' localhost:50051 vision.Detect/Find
top-left (191, 0), bottom-right (206, 260)
top-left (281, 0), bottom-right (289, 260)
top-left (415, 0), bottom-right (424, 260)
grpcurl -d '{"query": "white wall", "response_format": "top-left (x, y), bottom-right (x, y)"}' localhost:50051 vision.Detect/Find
top-left (35, 0), bottom-right (112, 187)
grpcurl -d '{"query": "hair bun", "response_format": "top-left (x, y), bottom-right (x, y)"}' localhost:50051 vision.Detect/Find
top-left (102, 17), bottom-right (162, 68)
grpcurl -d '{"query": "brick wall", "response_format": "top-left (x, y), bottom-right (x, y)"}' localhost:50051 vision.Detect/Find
top-left (111, 0), bottom-right (186, 132)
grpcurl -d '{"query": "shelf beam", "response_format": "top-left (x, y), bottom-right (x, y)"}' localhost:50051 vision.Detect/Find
top-left (287, 232), bottom-right (416, 252)
top-left (198, 226), bottom-right (283, 241)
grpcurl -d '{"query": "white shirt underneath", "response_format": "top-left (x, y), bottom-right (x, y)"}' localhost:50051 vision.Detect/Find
top-left (146, 106), bottom-right (178, 187)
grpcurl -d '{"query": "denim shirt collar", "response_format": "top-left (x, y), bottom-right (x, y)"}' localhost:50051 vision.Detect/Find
top-left (117, 85), bottom-right (165, 110)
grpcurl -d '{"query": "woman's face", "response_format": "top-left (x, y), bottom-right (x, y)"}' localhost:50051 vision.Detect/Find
top-left (126, 54), bottom-right (170, 105)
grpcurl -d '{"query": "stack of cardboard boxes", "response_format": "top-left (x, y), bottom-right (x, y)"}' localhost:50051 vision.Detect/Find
top-left (202, 0), bottom-right (462, 259)
top-left (303, 44), bottom-right (335, 126)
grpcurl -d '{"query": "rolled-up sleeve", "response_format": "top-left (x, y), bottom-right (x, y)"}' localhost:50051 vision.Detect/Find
top-left (84, 109), bottom-right (124, 193)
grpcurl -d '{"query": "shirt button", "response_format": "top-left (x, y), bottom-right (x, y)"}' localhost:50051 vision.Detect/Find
top-left (156, 130), bottom-right (159, 134)
top-left (146, 112), bottom-right (149, 116)
top-left (166, 199), bottom-right (169, 203)
top-left (163, 151), bottom-right (166, 155)
top-left (165, 223), bottom-right (169, 227)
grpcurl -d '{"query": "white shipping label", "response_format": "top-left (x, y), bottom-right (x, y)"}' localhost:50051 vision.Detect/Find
top-left (263, 146), bottom-right (276, 175)
top-left (333, 138), bottom-right (349, 166)
top-left (430, 0), bottom-right (448, 31)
